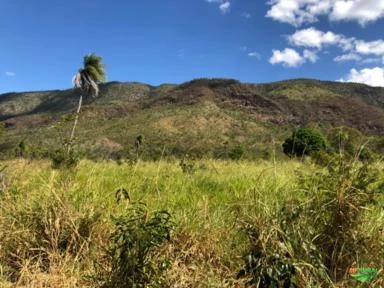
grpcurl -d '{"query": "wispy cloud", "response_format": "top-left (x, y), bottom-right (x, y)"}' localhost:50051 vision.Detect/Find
top-left (5, 71), bottom-right (16, 77)
top-left (241, 12), bottom-right (251, 19)
top-left (205, 0), bottom-right (231, 15)
top-left (248, 52), bottom-right (261, 60)
top-left (334, 53), bottom-right (362, 62)
top-left (303, 49), bottom-right (318, 63)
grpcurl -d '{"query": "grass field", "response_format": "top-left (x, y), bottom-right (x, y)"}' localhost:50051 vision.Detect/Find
top-left (0, 158), bottom-right (383, 287)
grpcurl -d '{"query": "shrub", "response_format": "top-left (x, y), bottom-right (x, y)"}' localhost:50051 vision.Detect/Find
top-left (229, 144), bottom-right (245, 160)
top-left (297, 155), bottom-right (382, 282)
top-left (0, 191), bottom-right (100, 281)
top-left (237, 206), bottom-right (329, 287)
top-left (327, 126), bottom-right (363, 154)
top-left (283, 128), bottom-right (327, 157)
top-left (179, 157), bottom-right (196, 174)
top-left (309, 160), bottom-right (381, 281)
top-left (16, 141), bottom-right (30, 158)
top-left (135, 134), bottom-right (144, 150)
top-left (239, 155), bottom-right (382, 286)
top-left (327, 126), bottom-right (377, 162)
top-left (101, 204), bottom-right (174, 288)
top-left (50, 147), bottom-right (81, 169)
top-left (311, 150), bottom-right (335, 167)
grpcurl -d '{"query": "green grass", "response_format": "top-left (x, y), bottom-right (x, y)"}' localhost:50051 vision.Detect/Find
top-left (0, 158), bottom-right (383, 287)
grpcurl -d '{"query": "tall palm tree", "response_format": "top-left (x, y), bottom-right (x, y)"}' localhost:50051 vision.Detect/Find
top-left (68, 53), bottom-right (106, 154)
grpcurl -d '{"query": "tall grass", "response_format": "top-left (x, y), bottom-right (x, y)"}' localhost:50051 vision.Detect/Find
top-left (0, 158), bottom-right (382, 287)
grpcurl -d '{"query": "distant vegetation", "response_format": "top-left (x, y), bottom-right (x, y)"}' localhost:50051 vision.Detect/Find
top-left (0, 78), bottom-right (383, 161)
top-left (283, 127), bottom-right (328, 157)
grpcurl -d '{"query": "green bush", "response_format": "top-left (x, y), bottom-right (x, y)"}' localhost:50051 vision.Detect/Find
top-left (50, 147), bottom-right (81, 169)
top-left (237, 206), bottom-right (328, 287)
top-left (179, 157), bottom-right (196, 174)
top-left (283, 128), bottom-right (327, 157)
top-left (229, 144), bottom-right (245, 160)
top-left (102, 204), bottom-right (174, 288)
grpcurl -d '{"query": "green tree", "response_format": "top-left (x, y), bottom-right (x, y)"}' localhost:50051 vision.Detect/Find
top-left (69, 53), bottom-right (106, 154)
top-left (283, 128), bottom-right (327, 157)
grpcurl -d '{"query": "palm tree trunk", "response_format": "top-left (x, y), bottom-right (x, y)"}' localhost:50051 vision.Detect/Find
top-left (67, 95), bottom-right (83, 155)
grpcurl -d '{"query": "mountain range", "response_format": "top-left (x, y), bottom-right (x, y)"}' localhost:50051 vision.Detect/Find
top-left (1, 78), bottom-right (383, 159)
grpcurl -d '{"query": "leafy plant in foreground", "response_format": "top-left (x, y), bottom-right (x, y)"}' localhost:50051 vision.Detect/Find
top-left (238, 205), bottom-right (329, 287)
top-left (102, 203), bottom-right (174, 288)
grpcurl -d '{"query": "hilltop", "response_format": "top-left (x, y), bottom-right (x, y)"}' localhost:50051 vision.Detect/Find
top-left (1, 78), bottom-right (384, 159)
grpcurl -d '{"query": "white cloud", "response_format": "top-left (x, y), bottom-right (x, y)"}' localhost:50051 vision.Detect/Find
top-left (339, 67), bottom-right (384, 87)
top-left (266, 0), bottom-right (384, 27)
top-left (269, 48), bottom-right (305, 67)
top-left (241, 12), bottom-right (252, 18)
top-left (334, 53), bottom-right (362, 62)
top-left (330, 0), bottom-right (384, 26)
top-left (355, 40), bottom-right (384, 56)
top-left (287, 27), bottom-right (384, 64)
top-left (219, 1), bottom-right (230, 14)
top-left (248, 52), bottom-right (261, 59)
top-left (266, 0), bottom-right (318, 27)
top-left (288, 27), bottom-right (343, 49)
top-left (5, 71), bottom-right (16, 77)
top-left (303, 49), bottom-right (318, 63)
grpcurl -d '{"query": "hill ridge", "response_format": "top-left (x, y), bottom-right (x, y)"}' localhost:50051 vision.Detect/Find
top-left (1, 78), bottom-right (383, 159)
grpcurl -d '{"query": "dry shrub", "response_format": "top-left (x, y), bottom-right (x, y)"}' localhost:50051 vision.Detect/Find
top-left (0, 188), bottom-right (100, 284)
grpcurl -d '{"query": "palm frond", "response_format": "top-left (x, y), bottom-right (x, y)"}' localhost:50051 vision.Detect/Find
top-left (83, 53), bottom-right (106, 82)
top-left (74, 53), bottom-right (105, 97)
top-left (85, 65), bottom-right (104, 83)
top-left (81, 71), bottom-right (99, 97)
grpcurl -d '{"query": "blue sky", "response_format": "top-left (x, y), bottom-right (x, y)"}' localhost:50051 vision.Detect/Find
top-left (1, 0), bottom-right (384, 93)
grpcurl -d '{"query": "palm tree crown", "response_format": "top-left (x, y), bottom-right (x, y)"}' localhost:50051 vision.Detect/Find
top-left (73, 53), bottom-right (106, 97)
